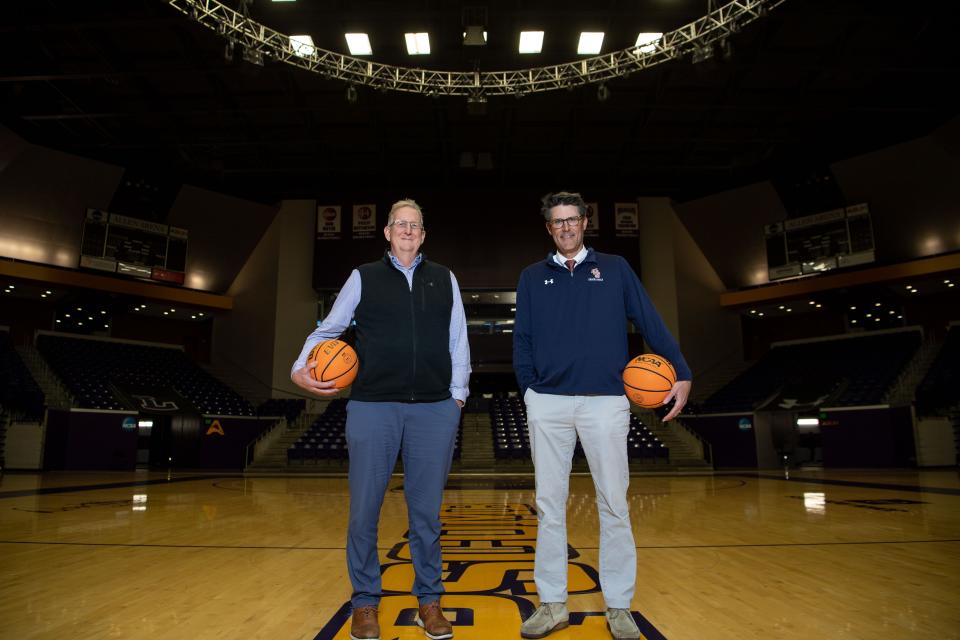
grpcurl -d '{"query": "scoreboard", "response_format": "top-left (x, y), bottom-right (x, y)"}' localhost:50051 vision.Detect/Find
top-left (79, 209), bottom-right (188, 284)
top-left (764, 203), bottom-right (874, 281)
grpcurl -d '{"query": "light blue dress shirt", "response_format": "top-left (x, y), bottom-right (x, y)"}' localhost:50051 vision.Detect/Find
top-left (293, 253), bottom-right (471, 402)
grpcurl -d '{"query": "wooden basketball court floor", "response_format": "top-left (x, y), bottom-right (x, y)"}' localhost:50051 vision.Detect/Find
top-left (1, 469), bottom-right (958, 639)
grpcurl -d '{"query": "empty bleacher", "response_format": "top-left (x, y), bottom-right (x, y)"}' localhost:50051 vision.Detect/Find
top-left (286, 398), bottom-right (463, 465)
top-left (916, 325), bottom-right (960, 416)
top-left (36, 333), bottom-right (254, 416)
top-left (489, 393), bottom-right (669, 463)
top-left (0, 332), bottom-right (45, 421)
top-left (702, 329), bottom-right (922, 413)
top-left (257, 398), bottom-right (306, 423)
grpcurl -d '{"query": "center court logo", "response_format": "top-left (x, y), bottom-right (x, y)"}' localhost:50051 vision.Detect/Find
top-left (313, 503), bottom-right (667, 640)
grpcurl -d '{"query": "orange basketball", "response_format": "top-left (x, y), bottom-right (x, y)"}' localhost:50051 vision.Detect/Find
top-left (307, 339), bottom-right (358, 389)
top-left (623, 353), bottom-right (677, 408)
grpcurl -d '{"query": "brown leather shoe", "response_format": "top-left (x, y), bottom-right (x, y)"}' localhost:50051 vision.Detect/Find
top-left (350, 605), bottom-right (380, 640)
top-left (415, 601), bottom-right (454, 639)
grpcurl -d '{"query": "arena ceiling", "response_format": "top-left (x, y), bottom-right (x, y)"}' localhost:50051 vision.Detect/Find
top-left (2, 0), bottom-right (958, 204)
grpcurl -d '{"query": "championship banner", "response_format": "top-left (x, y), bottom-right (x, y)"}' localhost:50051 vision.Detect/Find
top-left (317, 205), bottom-right (341, 240)
top-left (352, 204), bottom-right (377, 239)
top-left (614, 202), bottom-right (639, 237)
top-left (584, 202), bottom-right (600, 237)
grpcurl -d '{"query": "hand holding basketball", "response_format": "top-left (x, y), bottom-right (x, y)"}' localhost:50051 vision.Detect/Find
top-left (307, 339), bottom-right (358, 388)
top-left (622, 353), bottom-right (677, 408)
top-left (291, 339), bottom-right (358, 396)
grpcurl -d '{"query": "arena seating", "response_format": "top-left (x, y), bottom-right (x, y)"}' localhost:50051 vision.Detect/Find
top-left (702, 330), bottom-right (921, 413)
top-left (257, 398), bottom-right (306, 423)
top-left (36, 334), bottom-right (254, 415)
top-left (489, 392), bottom-right (668, 462)
top-left (915, 325), bottom-right (960, 416)
top-left (0, 332), bottom-right (45, 421)
top-left (288, 398), bottom-right (463, 464)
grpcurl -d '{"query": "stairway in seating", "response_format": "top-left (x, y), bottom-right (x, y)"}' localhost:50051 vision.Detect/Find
top-left (15, 344), bottom-right (72, 409)
top-left (246, 411), bottom-right (320, 471)
top-left (636, 409), bottom-right (712, 470)
top-left (456, 412), bottom-right (495, 472)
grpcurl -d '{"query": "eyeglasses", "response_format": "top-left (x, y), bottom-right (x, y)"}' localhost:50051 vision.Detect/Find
top-left (548, 215), bottom-right (583, 228)
top-left (390, 220), bottom-right (423, 231)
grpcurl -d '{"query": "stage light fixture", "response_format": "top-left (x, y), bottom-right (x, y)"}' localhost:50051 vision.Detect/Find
top-left (345, 33), bottom-right (372, 56)
top-left (290, 34), bottom-right (316, 57)
top-left (405, 33), bottom-right (431, 55)
top-left (634, 32), bottom-right (662, 54)
top-left (463, 26), bottom-right (487, 46)
top-left (519, 31), bottom-right (543, 54)
top-left (578, 32), bottom-right (604, 55)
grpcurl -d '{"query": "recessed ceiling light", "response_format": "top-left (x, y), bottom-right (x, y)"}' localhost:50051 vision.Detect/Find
top-left (850, 306), bottom-right (856, 310)
top-left (191, 315), bottom-right (197, 319)
top-left (875, 302), bottom-right (881, 307)
top-left (750, 309), bottom-right (756, 314)
top-left (45, 290), bottom-right (51, 294)
top-left (198, 312), bottom-right (204, 317)
top-left (758, 312), bottom-right (765, 317)
top-left (634, 32), bottom-right (662, 54)
top-left (786, 308), bottom-right (792, 312)
top-left (875, 317), bottom-right (880, 322)
top-left (41, 294), bottom-right (47, 298)
top-left (809, 301), bottom-right (816, 305)
top-left (100, 310), bottom-right (106, 314)
top-left (404, 32), bottom-right (431, 55)
top-left (944, 279), bottom-right (951, 284)
top-left (163, 312), bottom-right (169, 316)
top-left (778, 305), bottom-right (785, 310)
top-left (888, 310), bottom-right (894, 315)
top-left (910, 288), bottom-right (918, 293)
top-left (577, 32), bottom-right (604, 54)
top-left (866, 313), bottom-right (872, 318)
top-left (949, 283), bottom-right (955, 288)
top-left (815, 304), bottom-right (822, 308)
top-left (905, 285), bottom-right (912, 289)
top-left (851, 319), bottom-right (857, 324)
top-left (56, 319), bottom-right (61, 323)
top-left (345, 33), bottom-right (372, 56)
top-left (78, 322), bottom-right (83, 326)
top-left (519, 31), bottom-right (544, 54)
top-left (65, 314), bottom-right (71, 318)
top-left (170, 308), bottom-right (176, 313)
top-left (76, 307), bottom-right (82, 311)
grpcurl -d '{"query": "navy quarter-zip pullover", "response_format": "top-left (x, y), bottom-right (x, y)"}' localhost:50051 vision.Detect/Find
top-left (513, 248), bottom-right (691, 396)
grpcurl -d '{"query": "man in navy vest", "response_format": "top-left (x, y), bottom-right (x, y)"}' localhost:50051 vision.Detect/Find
top-left (292, 199), bottom-right (470, 640)
top-left (513, 191), bottom-right (692, 640)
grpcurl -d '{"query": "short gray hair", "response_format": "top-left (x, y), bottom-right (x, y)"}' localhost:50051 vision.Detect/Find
top-left (387, 198), bottom-right (425, 227)
top-left (540, 191), bottom-right (587, 220)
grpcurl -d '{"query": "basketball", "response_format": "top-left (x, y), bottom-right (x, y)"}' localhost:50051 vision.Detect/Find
top-left (623, 353), bottom-right (677, 407)
top-left (307, 339), bottom-right (358, 388)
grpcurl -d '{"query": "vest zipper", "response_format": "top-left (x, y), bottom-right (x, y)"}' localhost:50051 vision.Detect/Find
top-left (409, 281), bottom-right (417, 401)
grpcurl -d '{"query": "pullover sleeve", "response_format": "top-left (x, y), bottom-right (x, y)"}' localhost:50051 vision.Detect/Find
top-left (512, 269), bottom-right (536, 394)
top-left (620, 258), bottom-right (693, 381)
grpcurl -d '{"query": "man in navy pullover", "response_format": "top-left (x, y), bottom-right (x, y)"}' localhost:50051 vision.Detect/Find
top-left (514, 191), bottom-right (692, 640)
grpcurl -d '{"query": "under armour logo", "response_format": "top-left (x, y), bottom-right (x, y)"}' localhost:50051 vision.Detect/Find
top-left (544, 278), bottom-right (554, 285)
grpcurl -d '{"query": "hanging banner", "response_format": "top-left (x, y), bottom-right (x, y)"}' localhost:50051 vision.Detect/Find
top-left (584, 202), bottom-right (600, 237)
top-left (317, 205), bottom-right (341, 240)
top-left (614, 202), bottom-right (639, 237)
top-left (352, 204), bottom-right (377, 239)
